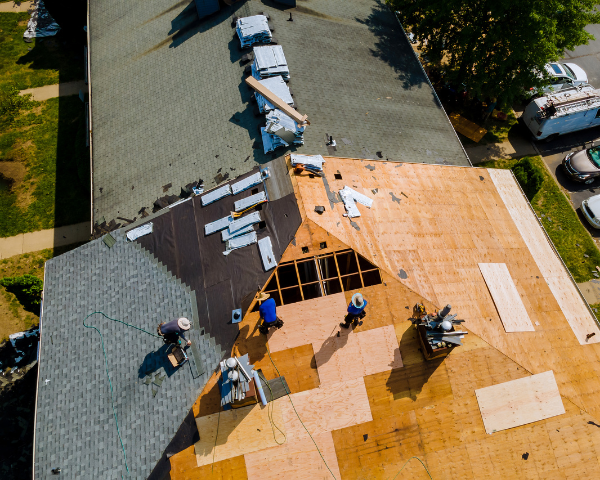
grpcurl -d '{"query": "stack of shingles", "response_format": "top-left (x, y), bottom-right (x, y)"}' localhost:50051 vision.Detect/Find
top-left (261, 109), bottom-right (305, 154)
top-left (236, 15), bottom-right (272, 48)
top-left (254, 75), bottom-right (293, 113)
top-left (252, 45), bottom-right (290, 81)
top-left (202, 172), bottom-right (266, 255)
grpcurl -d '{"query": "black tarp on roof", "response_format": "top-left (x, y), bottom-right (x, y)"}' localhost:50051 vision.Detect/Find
top-left (134, 157), bottom-right (301, 356)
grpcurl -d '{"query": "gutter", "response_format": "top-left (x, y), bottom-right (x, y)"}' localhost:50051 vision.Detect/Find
top-left (31, 264), bottom-right (47, 480)
top-left (390, 10), bottom-right (473, 168)
top-left (87, 0), bottom-right (94, 236)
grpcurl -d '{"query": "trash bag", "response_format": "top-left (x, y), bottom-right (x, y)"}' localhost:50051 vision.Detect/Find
top-left (23, 0), bottom-right (61, 40)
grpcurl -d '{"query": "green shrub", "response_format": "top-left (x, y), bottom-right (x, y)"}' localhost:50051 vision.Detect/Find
top-left (0, 85), bottom-right (33, 129)
top-left (0, 274), bottom-right (43, 312)
top-left (512, 158), bottom-right (543, 200)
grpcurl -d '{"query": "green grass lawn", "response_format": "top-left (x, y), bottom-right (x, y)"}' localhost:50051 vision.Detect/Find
top-left (0, 95), bottom-right (90, 237)
top-left (478, 156), bottom-right (600, 283)
top-left (0, 12), bottom-right (83, 90)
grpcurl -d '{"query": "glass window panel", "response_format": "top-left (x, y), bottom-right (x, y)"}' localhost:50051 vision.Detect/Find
top-left (281, 286), bottom-right (303, 305)
top-left (322, 279), bottom-right (343, 295)
top-left (362, 270), bottom-right (382, 288)
top-left (336, 252), bottom-right (359, 276)
top-left (297, 260), bottom-right (319, 284)
top-left (318, 255), bottom-right (338, 279)
top-left (277, 264), bottom-right (299, 288)
top-left (341, 274), bottom-right (362, 291)
top-left (302, 283), bottom-right (323, 300)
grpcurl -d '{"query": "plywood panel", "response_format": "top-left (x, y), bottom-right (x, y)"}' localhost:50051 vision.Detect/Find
top-left (313, 325), bottom-right (402, 385)
top-left (279, 377), bottom-right (373, 442)
top-left (268, 293), bottom-right (348, 353)
top-left (478, 263), bottom-right (535, 332)
top-left (475, 371), bottom-right (565, 434)
top-left (244, 432), bottom-right (341, 480)
top-left (194, 403), bottom-right (286, 467)
top-left (170, 448), bottom-right (248, 480)
top-left (488, 168), bottom-right (600, 345)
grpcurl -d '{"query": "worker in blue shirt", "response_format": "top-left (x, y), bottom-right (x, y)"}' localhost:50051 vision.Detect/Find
top-left (157, 317), bottom-right (192, 346)
top-left (340, 293), bottom-right (368, 329)
top-left (257, 292), bottom-right (284, 335)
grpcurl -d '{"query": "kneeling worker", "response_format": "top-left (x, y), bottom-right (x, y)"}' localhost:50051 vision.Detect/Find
top-left (157, 317), bottom-right (192, 346)
top-left (257, 292), bottom-right (284, 335)
top-left (340, 293), bottom-right (367, 329)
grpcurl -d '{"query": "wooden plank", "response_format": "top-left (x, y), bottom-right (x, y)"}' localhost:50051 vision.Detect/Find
top-left (487, 168), bottom-right (600, 344)
top-left (170, 449), bottom-right (248, 480)
top-left (313, 325), bottom-right (403, 385)
top-left (267, 293), bottom-right (348, 353)
top-left (194, 403), bottom-right (286, 467)
top-left (449, 113), bottom-right (487, 143)
top-left (478, 263), bottom-right (534, 332)
top-left (244, 432), bottom-right (341, 480)
top-left (475, 371), bottom-right (565, 434)
top-left (279, 377), bottom-right (373, 442)
top-left (246, 76), bottom-right (309, 125)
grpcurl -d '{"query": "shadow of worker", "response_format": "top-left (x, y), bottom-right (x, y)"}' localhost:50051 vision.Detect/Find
top-left (313, 325), bottom-right (351, 367)
top-left (138, 343), bottom-right (180, 379)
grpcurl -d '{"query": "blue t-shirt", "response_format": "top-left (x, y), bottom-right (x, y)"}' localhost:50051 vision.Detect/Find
top-left (347, 299), bottom-right (367, 315)
top-left (259, 298), bottom-right (277, 323)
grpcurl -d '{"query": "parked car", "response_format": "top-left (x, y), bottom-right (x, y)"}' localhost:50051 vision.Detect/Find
top-left (562, 146), bottom-right (600, 184)
top-left (581, 194), bottom-right (600, 228)
top-left (543, 62), bottom-right (588, 93)
top-left (522, 86), bottom-right (600, 142)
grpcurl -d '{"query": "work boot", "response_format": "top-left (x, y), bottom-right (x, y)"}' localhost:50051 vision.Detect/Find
top-left (339, 322), bottom-right (350, 329)
top-left (259, 325), bottom-right (269, 335)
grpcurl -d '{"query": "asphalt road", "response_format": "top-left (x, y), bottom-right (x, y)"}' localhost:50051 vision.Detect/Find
top-left (532, 24), bottom-right (600, 239)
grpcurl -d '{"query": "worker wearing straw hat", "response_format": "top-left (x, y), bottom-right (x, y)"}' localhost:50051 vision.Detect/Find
top-left (257, 292), bottom-right (284, 335)
top-left (340, 293), bottom-right (368, 329)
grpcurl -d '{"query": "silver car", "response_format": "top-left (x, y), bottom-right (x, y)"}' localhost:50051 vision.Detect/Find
top-left (562, 147), bottom-right (600, 184)
top-left (582, 194), bottom-right (600, 228)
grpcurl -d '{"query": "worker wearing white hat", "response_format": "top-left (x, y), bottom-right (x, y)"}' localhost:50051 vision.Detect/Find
top-left (340, 293), bottom-right (368, 329)
top-left (157, 317), bottom-right (192, 346)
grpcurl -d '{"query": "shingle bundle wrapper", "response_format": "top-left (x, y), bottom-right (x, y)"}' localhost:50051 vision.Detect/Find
top-left (255, 76), bottom-right (294, 113)
top-left (236, 15), bottom-right (272, 48)
top-left (265, 109), bottom-right (304, 146)
top-left (252, 45), bottom-right (290, 81)
top-left (290, 154), bottom-right (324, 172)
top-left (339, 186), bottom-right (374, 218)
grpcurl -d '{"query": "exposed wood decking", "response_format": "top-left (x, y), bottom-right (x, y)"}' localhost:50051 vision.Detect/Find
top-left (170, 159), bottom-right (600, 479)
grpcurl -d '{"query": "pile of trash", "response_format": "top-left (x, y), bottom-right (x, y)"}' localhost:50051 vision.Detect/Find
top-left (261, 109), bottom-right (305, 153)
top-left (0, 327), bottom-right (39, 390)
top-left (252, 45), bottom-right (290, 81)
top-left (236, 15), bottom-right (272, 49)
top-left (23, 0), bottom-right (60, 41)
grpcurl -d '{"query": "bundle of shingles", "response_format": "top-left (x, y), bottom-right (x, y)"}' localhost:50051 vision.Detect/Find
top-left (236, 15), bottom-right (272, 48)
top-left (261, 109), bottom-right (305, 153)
top-left (252, 45), bottom-right (290, 81)
top-left (255, 75), bottom-right (293, 113)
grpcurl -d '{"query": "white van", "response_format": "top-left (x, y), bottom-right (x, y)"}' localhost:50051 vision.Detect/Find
top-left (523, 86), bottom-right (600, 141)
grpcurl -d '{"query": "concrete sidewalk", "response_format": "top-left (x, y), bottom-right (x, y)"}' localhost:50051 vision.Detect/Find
top-left (465, 135), bottom-right (539, 164)
top-left (0, 1), bottom-right (33, 12)
top-left (0, 222), bottom-right (90, 259)
top-left (19, 80), bottom-right (87, 102)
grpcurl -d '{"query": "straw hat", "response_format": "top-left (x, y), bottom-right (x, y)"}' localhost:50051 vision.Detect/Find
top-left (351, 293), bottom-right (364, 308)
top-left (257, 292), bottom-right (271, 303)
top-left (177, 317), bottom-right (191, 331)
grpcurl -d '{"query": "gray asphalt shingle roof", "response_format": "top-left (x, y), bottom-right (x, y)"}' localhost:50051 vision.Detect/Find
top-left (89, 0), bottom-right (470, 225)
top-left (33, 232), bottom-right (220, 479)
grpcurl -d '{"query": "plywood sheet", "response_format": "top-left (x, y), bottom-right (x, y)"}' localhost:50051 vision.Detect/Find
top-left (478, 263), bottom-right (534, 332)
top-left (268, 293), bottom-right (348, 353)
top-left (488, 168), bottom-right (600, 344)
top-left (279, 377), bottom-right (373, 442)
top-left (314, 325), bottom-right (403, 385)
top-left (475, 370), bottom-right (565, 434)
top-left (244, 432), bottom-right (341, 480)
top-left (194, 403), bottom-right (286, 467)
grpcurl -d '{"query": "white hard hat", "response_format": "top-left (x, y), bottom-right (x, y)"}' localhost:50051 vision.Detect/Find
top-left (440, 320), bottom-right (452, 332)
top-left (177, 317), bottom-right (191, 331)
top-left (351, 293), bottom-right (364, 308)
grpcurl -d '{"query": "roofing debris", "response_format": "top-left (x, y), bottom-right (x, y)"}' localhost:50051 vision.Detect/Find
top-left (258, 236), bottom-right (277, 270)
top-left (234, 191), bottom-right (267, 212)
top-left (231, 171), bottom-right (264, 194)
top-left (290, 154), bottom-right (325, 170)
top-left (264, 109), bottom-right (305, 148)
top-left (228, 211), bottom-right (262, 234)
top-left (201, 184), bottom-right (232, 206)
top-left (236, 15), bottom-right (272, 49)
top-left (224, 231), bottom-right (258, 255)
top-left (339, 186), bottom-right (374, 218)
top-left (23, 0), bottom-right (60, 40)
top-left (252, 45), bottom-right (290, 81)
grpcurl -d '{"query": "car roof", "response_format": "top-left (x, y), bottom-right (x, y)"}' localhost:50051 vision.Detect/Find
top-left (545, 63), bottom-right (565, 77)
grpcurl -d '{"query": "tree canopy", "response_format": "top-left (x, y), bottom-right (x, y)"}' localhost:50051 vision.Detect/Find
top-left (387, 0), bottom-right (600, 103)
